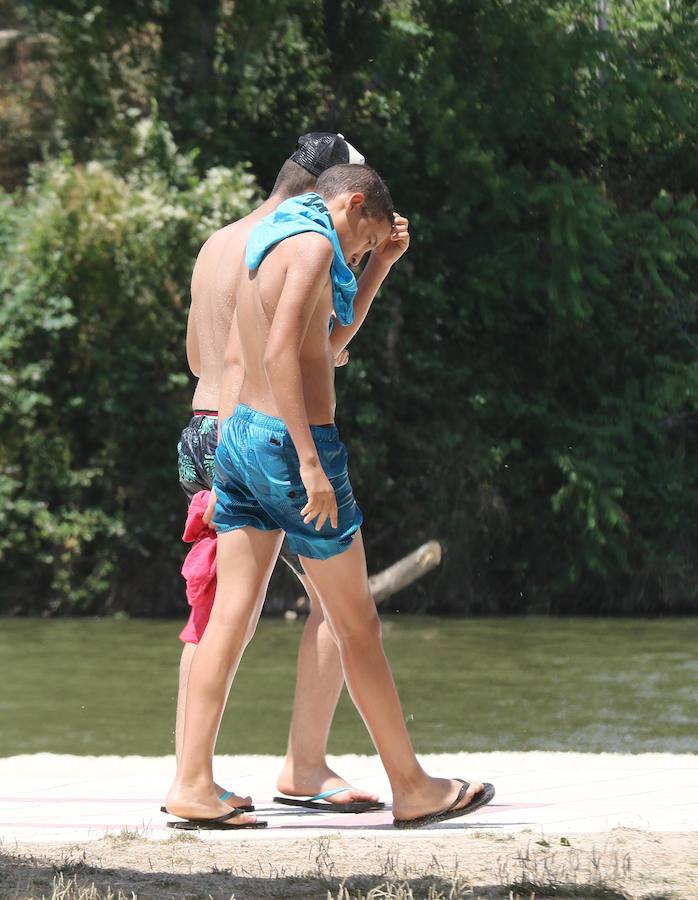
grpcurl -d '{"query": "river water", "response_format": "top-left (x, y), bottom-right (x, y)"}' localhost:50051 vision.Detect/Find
top-left (1, 616), bottom-right (696, 756)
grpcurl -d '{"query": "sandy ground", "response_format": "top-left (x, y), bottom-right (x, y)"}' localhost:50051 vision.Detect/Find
top-left (3, 829), bottom-right (698, 899)
top-left (2, 752), bottom-right (697, 898)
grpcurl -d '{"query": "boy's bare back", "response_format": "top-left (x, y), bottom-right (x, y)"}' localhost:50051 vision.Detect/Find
top-left (187, 208), bottom-right (268, 411)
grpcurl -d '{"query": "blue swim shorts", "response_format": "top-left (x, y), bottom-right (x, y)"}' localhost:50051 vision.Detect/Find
top-left (213, 404), bottom-right (363, 560)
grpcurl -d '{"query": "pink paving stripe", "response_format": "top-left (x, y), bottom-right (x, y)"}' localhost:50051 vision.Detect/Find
top-left (3, 823), bottom-right (170, 830)
top-left (2, 797), bottom-right (164, 804)
top-left (2, 801), bottom-right (550, 816)
top-left (272, 811), bottom-right (392, 827)
top-left (479, 802), bottom-right (551, 812)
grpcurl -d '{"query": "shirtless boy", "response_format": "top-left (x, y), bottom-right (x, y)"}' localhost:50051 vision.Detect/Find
top-left (176, 133), bottom-right (382, 812)
top-left (166, 165), bottom-right (494, 829)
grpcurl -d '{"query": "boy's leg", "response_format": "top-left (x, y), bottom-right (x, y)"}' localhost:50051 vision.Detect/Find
top-left (276, 573), bottom-right (380, 805)
top-left (299, 531), bottom-right (487, 823)
top-left (175, 641), bottom-right (252, 809)
top-left (174, 554), bottom-right (369, 809)
top-left (166, 526), bottom-right (283, 823)
top-left (175, 642), bottom-right (196, 760)
top-left (174, 414), bottom-right (255, 803)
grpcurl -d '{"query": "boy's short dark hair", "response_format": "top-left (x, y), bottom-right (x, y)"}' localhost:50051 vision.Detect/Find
top-left (270, 159), bottom-right (317, 198)
top-left (316, 164), bottom-right (394, 224)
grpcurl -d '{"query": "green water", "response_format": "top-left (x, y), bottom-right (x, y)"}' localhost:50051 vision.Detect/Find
top-left (1, 617), bottom-right (696, 757)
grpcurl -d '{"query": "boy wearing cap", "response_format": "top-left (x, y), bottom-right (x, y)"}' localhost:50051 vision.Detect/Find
top-left (165, 165), bottom-right (494, 830)
top-left (175, 133), bottom-right (382, 812)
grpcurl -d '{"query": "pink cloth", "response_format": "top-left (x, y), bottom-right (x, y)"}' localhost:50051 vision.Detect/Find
top-left (179, 490), bottom-right (217, 644)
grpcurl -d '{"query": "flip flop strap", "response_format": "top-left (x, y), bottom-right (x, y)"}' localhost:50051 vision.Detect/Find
top-left (310, 787), bottom-right (349, 802)
top-left (212, 808), bottom-right (245, 824)
top-left (445, 779), bottom-right (470, 813)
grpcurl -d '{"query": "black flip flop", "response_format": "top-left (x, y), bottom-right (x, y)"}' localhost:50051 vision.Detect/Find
top-left (160, 803), bottom-right (255, 813)
top-left (274, 787), bottom-right (384, 813)
top-left (166, 808), bottom-right (267, 830)
top-left (393, 780), bottom-right (495, 829)
top-left (160, 789), bottom-right (254, 813)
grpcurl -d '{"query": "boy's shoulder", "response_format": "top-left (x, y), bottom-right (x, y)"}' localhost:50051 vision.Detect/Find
top-left (271, 230), bottom-right (334, 273)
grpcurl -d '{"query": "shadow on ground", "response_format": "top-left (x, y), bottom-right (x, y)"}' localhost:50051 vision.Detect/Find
top-left (0, 848), bottom-right (659, 900)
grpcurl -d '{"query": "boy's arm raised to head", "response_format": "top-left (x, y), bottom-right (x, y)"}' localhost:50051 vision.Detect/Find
top-left (264, 233), bottom-right (338, 530)
top-left (330, 212), bottom-right (410, 355)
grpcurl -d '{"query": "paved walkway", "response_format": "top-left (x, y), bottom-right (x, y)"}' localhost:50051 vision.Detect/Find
top-left (2, 752), bottom-right (696, 843)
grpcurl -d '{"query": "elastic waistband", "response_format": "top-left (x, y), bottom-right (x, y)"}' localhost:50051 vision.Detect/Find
top-left (233, 403), bottom-right (338, 442)
top-left (193, 409), bottom-right (218, 417)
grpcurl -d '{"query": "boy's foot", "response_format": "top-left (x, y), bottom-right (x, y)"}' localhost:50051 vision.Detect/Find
top-left (160, 782), bottom-right (253, 814)
top-left (164, 787), bottom-right (261, 829)
top-left (214, 782), bottom-right (254, 811)
top-left (391, 777), bottom-right (494, 828)
top-left (276, 763), bottom-right (381, 809)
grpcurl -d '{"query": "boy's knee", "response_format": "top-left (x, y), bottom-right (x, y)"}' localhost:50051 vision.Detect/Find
top-left (336, 605), bottom-right (382, 648)
top-left (208, 597), bottom-right (259, 640)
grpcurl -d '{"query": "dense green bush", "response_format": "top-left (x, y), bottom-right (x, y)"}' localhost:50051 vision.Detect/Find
top-left (0, 118), bottom-right (260, 613)
top-left (1, 0), bottom-right (697, 615)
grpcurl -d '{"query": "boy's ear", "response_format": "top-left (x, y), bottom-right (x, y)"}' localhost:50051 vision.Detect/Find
top-left (346, 191), bottom-right (366, 213)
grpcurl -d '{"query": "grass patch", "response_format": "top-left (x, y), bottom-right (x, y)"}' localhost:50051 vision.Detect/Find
top-left (51, 850), bottom-right (97, 878)
top-left (101, 828), bottom-right (148, 845)
top-left (496, 839), bottom-right (638, 900)
top-left (163, 831), bottom-right (200, 845)
top-left (0, 834), bottom-right (688, 900)
top-left (26, 874), bottom-right (652, 900)
top-left (45, 874), bottom-right (133, 900)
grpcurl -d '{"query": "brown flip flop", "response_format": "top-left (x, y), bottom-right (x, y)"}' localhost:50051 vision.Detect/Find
top-left (393, 780), bottom-right (495, 829)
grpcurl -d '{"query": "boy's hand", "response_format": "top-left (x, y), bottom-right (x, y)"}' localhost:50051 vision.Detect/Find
top-left (335, 348), bottom-right (350, 367)
top-left (372, 213), bottom-right (410, 267)
top-left (203, 488), bottom-right (217, 527)
top-left (300, 464), bottom-right (338, 531)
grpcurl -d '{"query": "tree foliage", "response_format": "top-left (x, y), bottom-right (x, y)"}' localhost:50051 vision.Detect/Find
top-left (0, 119), bottom-right (259, 613)
top-left (1, 0), bottom-right (697, 615)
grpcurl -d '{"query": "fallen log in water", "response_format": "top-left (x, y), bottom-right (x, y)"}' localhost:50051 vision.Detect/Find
top-left (368, 540), bottom-right (442, 605)
top-left (292, 540), bottom-right (442, 614)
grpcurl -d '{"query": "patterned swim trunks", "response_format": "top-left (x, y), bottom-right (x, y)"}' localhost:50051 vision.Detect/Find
top-left (178, 413), bottom-right (218, 502)
top-left (178, 412), bottom-right (304, 576)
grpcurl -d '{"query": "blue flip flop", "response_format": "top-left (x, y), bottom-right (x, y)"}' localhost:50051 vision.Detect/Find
top-left (273, 787), bottom-right (384, 813)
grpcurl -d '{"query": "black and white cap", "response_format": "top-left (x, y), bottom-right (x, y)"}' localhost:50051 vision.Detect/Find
top-left (290, 132), bottom-right (365, 176)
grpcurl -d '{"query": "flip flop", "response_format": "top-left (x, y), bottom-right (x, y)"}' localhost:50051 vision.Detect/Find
top-left (393, 780), bottom-right (495, 829)
top-left (273, 787), bottom-right (385, 813)
top-left (160, 790), bottom-right (254, 814)
top-left (166, 808), bottom-right (267, 830)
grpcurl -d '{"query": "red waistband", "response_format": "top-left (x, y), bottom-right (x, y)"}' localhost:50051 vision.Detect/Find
top-left (193, 410), bottom-right (218, 417)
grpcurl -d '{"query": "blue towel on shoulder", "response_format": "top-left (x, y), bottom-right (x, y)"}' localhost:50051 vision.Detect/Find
top-left (245, 192), bottom-right (357, 326)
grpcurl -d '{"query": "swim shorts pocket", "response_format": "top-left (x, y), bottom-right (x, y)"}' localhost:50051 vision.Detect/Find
top-left (280, 446), bottom-right (308, 509)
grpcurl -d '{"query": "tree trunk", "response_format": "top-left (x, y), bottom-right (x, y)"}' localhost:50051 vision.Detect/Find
top-left (369, 540), bottom-right (442, 605)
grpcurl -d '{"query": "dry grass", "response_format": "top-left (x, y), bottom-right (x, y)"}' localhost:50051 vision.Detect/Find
top-left (9, 873), bottom-right (644, 900)
top-left (45, 874), bottom-right (134, 900)
top-left (27, 874), bottom-right (674, 900)
top-left (0, 830), bottom-right (690, 900)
